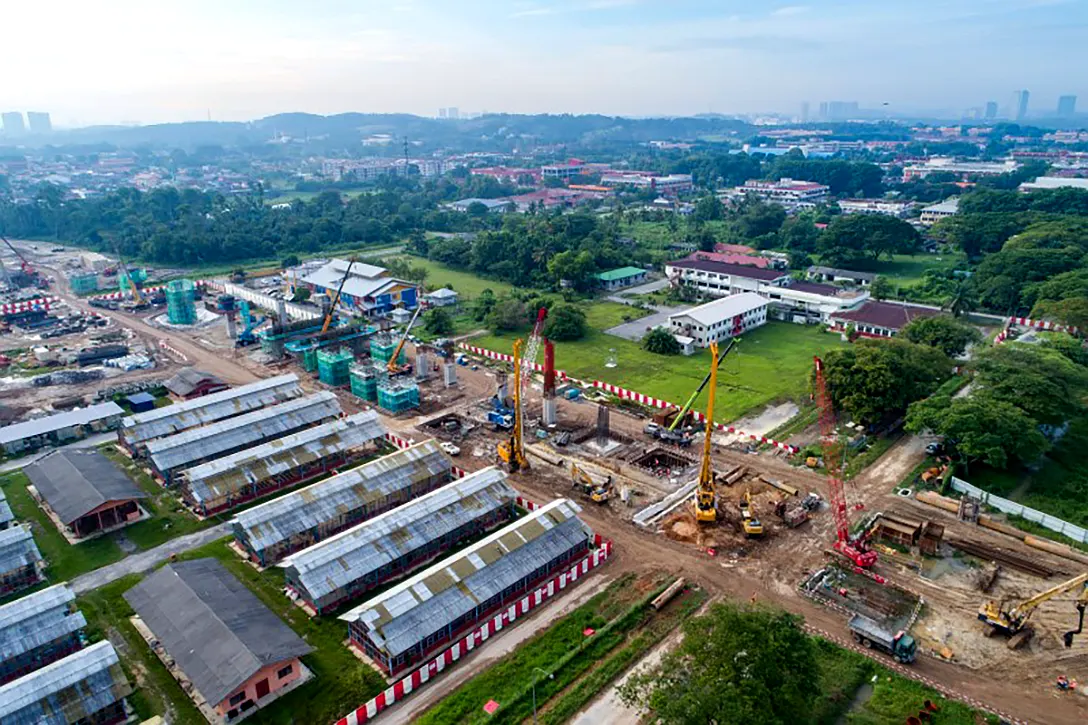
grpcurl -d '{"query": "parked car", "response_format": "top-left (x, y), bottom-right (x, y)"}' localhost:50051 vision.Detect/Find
top-left (440, 441), bottom-right (461, 456)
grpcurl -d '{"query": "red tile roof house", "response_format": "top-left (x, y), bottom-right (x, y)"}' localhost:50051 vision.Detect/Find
top-left (682, 251), bottom-right (771, 268)
top-left (828, 301), bottom-right (940, 339)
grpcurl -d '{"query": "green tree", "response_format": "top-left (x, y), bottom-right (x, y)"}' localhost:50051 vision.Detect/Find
top-left (900, 315), bottom-right (981, 358)
top-left (1039, 332), bottom-right (1088, 367)
top-left (618, 602), bottom-right (819, 725)
top-left (869, 275), bottom-right (893, 301)
top-left (291, 287), bottom-right (311, 303)
top-left (546, 249), bottom-right (596, 290)
top-left (818, 339), bottom-right (952, 425)
top-left (281, 254), bottom-right (300, 268)
top-left (907, 393), bottom-right (1049, 469)
top-left (542, 304), bottom-right (587, 341)
top-left (471, 288), bottom-right (497, 322)
top-left (485, 295), bottom-right (529, 333)
top-left (643, 327), bottom-right (681, 355)
top-left (693, 195), bottom-right (723, 222)
top-left (944, 281), bottom-right (978, 317)
top-left (817, 215), bottom-right (921, 268)
top-left (1031, 297), bottom-right (1088, 330)
top-left (423, 307), bottom-right (454, 336)
top-left (972, 344), bottom-right (1088, 426)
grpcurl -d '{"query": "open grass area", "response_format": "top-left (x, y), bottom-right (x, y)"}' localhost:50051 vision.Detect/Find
top-left (867, 252), bottom-right (966, 287)
top-left (625, 220), bottom-right (732, 250)
top-left (470, 320), bottom-right (847, 421)
top-left (391, 256), bottom-right (516, 298)
top-left (0, 471), bottom-right (125, 582)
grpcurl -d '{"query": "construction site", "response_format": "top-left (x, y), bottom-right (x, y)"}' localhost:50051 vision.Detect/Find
top-left (1, 241), bottom-right (1086, 725)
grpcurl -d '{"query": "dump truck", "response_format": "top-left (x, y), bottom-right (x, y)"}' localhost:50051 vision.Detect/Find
top-left (848, 614), bottom-right (917, 664)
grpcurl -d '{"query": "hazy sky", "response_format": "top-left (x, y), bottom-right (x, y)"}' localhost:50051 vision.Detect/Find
top-left (4, 0), bottom-right (1085, 126)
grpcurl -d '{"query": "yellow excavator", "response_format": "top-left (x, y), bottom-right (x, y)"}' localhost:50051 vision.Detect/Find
top-left (497, 339), bottom-right (529, 473)
top-left (694, 342), bottom-right (719, 524)
top-left (739, 488), bottom-right (764, 538)
top-left (571, 463), bottom-right (614, 504)
top-left (979, 572), bottom-right (1088, 649)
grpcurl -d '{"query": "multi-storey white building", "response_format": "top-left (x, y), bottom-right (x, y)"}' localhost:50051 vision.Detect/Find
top-left (837, 199), bottom-right (915, 218)
top-left (600, 173), bottom-right (693, 195)
top-left (664, 259), bottom-right (869, 324)
top-left (902, 157), bottom-right (1019, 180)
top-left (541, 161), bottom-right (585, 179)
top-left (919, 198), bottom-right (959, 226)
top-left (667, 293), bottom-right (768, 348)
top-left (722, 178), bottom-right (830, 209)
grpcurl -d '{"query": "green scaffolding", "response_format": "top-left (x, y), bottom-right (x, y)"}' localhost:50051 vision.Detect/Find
top-left (377, 379), bottom-right (420, 413)
top-left (70, 273), bottom-right (99, 294)
top-left (317, 347), bottom-right (354, 386)
top-left (165, 279), bottom-right (197, 324)
top-left (349, 364), bottom-right (382, 402)
top-left (370, 333), bottom-right (406, 366)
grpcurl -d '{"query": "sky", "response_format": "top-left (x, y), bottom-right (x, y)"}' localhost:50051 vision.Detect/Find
top-left (2, 0), bottom-right (1086, 127)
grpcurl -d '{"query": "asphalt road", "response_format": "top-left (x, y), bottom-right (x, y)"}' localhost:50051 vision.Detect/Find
top-left (0, 431), bottom-right (117, 473)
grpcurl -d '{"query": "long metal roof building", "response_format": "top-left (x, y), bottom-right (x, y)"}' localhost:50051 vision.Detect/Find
top-left (0, 527), bottom-right (41, 578)
top-left (0, 491), bottom-right (12, 530)
top-left (182, 410), bottom-right (386, 514)
top-left (0, 584), bottom-right (85, 668)
top-left (232, 439), bottom-right (449, 565)
top-left (281, 467), bottom-right (517, 612)
top-left (147, 391), bottom-right (341, 476)
top-left (0, 403), bottom-right (124, 449)
top-left (0, 640), bottom-right (131, 725)
top-left (119, 373), bottom-right (302, 449)
top-left (340, 499), bottom-right (592, 663)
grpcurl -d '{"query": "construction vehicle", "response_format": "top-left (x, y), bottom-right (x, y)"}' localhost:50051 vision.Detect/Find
top-left (235, 300), bottom-right (265, 347)
top-left (1062, 581), bottom-right (1088, 648)
top-left (979, 572), bottom-right (1088, 649)
top-left (848, 614), bottom-right (917, 664)
top-left (694, 341), bottom-right (720, 524)
top-left (740, 488), bottom-right (764, 538)
top-left (497, 339), bottom-right (529, 473)
top-left (387, 304), bottom-right (424, 376)
top-left (320, 257), bottom-right (357, 334)
top-left (1, 235), bottom-right (48, 289)
top-left (773, 497), bottom-right (810, 528)
top-left (571, 463), bottom-right (614, 504)
top-left (813, 356), bottom-right (878, 569)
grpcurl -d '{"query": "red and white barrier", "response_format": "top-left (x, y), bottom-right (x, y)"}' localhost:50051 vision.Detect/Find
top-left (87, 279), bottom-right (207, 302)
top-left (457, 343), bottom-right (568, 381)
top-left (334, 535), bottom-right (612, 725)
top-left (384, 432), bottom-right (416, 450)
top-left (0, 296), bottom-right (57, 313)
top-left (157, 340), bottom-right (188, 362)
top-left (1007, 316), bottom-right (1080, 336)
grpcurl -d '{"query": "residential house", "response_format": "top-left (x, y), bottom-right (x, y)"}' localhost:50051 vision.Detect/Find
top-left (667, 293), bottom-right (769, 348)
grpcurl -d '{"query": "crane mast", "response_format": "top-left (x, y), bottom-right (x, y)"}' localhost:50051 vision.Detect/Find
top-left (813, 356), bottom-right (877, 568)
top-left (694, 342), bottom-right (719, 523)
top-left (497, 339), bottom-right (529, 472)
top-left (321, 257), bottom-right (357, 334)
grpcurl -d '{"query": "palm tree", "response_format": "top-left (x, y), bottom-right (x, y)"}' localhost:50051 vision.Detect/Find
top-left (945, 281), bottom-right (978, 318)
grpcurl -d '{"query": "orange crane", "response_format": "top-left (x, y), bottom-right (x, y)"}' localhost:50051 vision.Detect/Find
top-left (813, 356), bottom-right (877, 569)
top-left (321, 257), bottom-right (357, 334)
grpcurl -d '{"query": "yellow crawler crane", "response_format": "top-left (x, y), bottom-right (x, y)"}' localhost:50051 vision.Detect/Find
top-left (695, 342), bottom-right (719, 524)
top-left (497, 339), bottom-right (529, 473)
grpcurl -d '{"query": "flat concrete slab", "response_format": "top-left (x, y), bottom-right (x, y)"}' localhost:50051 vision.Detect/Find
top-left (604, 307), bottom-right (683, 342)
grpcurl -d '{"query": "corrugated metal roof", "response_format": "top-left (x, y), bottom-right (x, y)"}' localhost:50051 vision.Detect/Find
top-left (120, 374), bottom-right (302, 446)
top-left (281, 468), bottom-right (516, 601)
top-left (232, 439), bottom-right (448, 557)
top-left (182, 411), bottom-right (386, 505)
top-left (0, 403), bottom-right (124, 447)
top-left (0, 584), bottom-right (86, 665)
top-left (0, 491), bottom-right (12, 529)
top-left (0, 641), bottom-right (130, 724)
top-left (340, 499), bottom-right (591, 658)
top-left (24, 450), bottom-right (146, 526)
top-left (122, 559), bottom-right (311, 707)
top-left (0, 526), bottom-right (41, 575)
top-left (147, 392), bottom-right (340, 474)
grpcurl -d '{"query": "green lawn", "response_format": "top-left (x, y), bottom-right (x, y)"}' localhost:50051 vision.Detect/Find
top-left (865, 252), bottom-right (966, 288)
top-left (470, 319), bottom-right (846, 421)
top-left (625, 220), bottom-right (732, 250)
top-left (393, 256), bottom-right (515, 298)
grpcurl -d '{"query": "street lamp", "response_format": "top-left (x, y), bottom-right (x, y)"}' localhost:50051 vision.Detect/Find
top-left (532, 666), bottom-right (553, 725)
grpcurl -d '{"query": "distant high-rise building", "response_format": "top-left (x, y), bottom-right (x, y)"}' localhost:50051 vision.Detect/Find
top-left (1058, 95), bottom-right (1077, 116)
top-left (26, 111), bottom-right (51, 133)
top-left (817, 102), bottom-right (828, 120)
top-left (448, 107), bottom-right (460, 120)
top-left (826, 101), bottom-right (859, 121)
top-left (1, 112), bottom-right (25, 135)
top-left (438, 108), bottom-right (447, 119)
top-left (1014, 90), bottom-right (1030, 121)
top-left (984, 101), bottom-right (998, 120)
top-left (800, 101), bottom-right (810, 122)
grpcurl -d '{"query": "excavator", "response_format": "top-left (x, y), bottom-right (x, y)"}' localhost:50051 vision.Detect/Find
top-left (497, 339), bottom-right (529, 473)
top-left (739, 488), bottom-right (764, 538)
top-left (979, 572), bottom-right (1088, 649)
top-left (694, 341), bottom-right (720, 524)
top-left (571, 463), bottom-right (614, 504)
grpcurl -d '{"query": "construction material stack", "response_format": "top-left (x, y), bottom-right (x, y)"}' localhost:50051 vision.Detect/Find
top-left (165, 279), bottom-right (197, 324)
top-left (317, 348), bottom-right (353, 386)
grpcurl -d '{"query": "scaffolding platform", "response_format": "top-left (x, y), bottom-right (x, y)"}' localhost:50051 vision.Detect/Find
top-left (317, 348), bottom-right (354, 387)
top-left (349, 364), bottom-right (384, 402)
top-left (377, 379), bottom-right (420, 414)
top-left (370, 333), bottom-right (406, 366)
top-left (70, 273), bottom-right (99, 295)
top-left (165, 279), bottom-right (197, 325)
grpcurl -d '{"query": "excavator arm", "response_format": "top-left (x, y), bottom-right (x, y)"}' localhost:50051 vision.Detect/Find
top-left (982, 572), bottom-right (1088, 638)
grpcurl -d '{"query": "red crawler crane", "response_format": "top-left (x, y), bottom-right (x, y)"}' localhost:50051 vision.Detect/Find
top-left (813, 356), bottom-right (877, 569)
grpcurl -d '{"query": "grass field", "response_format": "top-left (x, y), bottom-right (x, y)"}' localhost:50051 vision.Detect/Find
top-left (391, 256), bottom-right (516, 298)
top-left (865, 252), bottom-right (966, 288)
top-left (624, 220), bottom-right (731, 250)
top-left (471, 318), bottom-right (846, 421)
